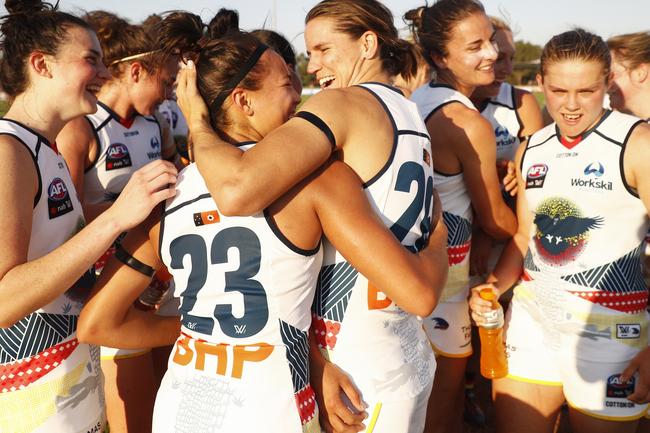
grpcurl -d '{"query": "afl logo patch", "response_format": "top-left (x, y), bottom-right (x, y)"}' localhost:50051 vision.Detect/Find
top-left (106, 143), bottom-right (132, 170)
top-left (526, 164), bottom-right (548, 189)
top-left (606, 374), bottom-right (634, 398)
top-left (47, 177), bottom-right (74, 219)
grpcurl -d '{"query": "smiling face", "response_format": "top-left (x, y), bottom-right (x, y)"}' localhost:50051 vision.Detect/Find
top-left (479, 28), bottom-right (515, 97)
top-left (48, 25), bottom-right (109, 118)
top-left (305, 17), bottom-right (365, 90)
top-left (539, 59), bottom-right (608, 139)
top-left (247, 51), bottom-right (301, 137)
top-left (131, 57), bottom-right (179, 116)
top-left (436, 12), bottom-right (497, 94)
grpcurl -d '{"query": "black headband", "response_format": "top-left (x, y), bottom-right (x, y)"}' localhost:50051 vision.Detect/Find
top-left (209, 44), bottom-right (269, 114)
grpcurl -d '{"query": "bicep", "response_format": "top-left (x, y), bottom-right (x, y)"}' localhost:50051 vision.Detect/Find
top-left (0, 139), bottom-right (37, 280)
top-left (517, 92), bottom-right (544, 139)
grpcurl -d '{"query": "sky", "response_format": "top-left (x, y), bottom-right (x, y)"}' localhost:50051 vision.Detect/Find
top-left (1, 0), bottom-right (648, 54)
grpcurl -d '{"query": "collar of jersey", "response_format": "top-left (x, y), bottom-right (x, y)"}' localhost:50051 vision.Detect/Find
top-left (97, 100), bottom-right (138, 129)
top-left (555, 109), bottom-right (612, 149)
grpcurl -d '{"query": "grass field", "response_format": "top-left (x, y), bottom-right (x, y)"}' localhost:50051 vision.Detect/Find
top-left (0, 100), bottom-right (8, 117)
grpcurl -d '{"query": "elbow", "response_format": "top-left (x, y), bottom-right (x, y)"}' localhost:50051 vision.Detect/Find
top-left (413, 288), bottom-right (438, 317)
top-left (480, 217), bottom-right (516, 240)
top-left (76, 312), bottom-right (104, 345)
top-left (214, 184), bottom-right (260, 217)
top-left (0, 316), bottom-right (20, 329)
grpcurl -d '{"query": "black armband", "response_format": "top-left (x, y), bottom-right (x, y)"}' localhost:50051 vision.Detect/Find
top-left (114, 243), bottom-right (156, 278)
top-left (294, 111), bottom-right (336, 150)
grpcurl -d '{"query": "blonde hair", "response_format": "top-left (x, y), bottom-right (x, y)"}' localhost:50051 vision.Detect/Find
top-left (607, 32), bottom-right (650, 70)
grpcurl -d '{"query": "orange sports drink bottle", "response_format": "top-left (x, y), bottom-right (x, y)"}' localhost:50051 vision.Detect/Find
top-left (478, 288), bottom-right (508, 379)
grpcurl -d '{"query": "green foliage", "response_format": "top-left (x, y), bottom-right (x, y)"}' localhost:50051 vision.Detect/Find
top-left (0, 100), bottom-right (7, 117)
top-left (296, 53), bottom-right (317, 88)
top-left (514, 41), bottom-right (542, 62)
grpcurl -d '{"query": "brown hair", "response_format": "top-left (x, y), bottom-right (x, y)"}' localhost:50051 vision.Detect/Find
top-left (489, 16), bottom-right (511, 33)
top-left (306, 0), bottom-right (418, 80)
top-left (84, 10), bottom-right (165, 78)
top-left (607, 32), bottom-right (650, 71)
top-left (0, 0), bottom-right (92, 97)
top-left (207, 8), bottom-right (239, 39)
top-left (416, 0), bottom-right (486, 70)
top-left (540, 29), bottom-right (610, 80)
top-left (159, 12), bottom-right (265, 132)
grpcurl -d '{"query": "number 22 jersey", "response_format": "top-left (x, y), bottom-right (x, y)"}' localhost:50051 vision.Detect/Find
top-left (157, 148), bottom-right (322, 433)
top-left (311, 83), bottom-right (436, 403)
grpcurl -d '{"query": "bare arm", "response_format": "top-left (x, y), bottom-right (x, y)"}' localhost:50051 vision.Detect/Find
top-left (78, 211), bottom-right (180, 348)
top-left (438, 105), bottom-right (517, 239)
top-left (515, 89), bottom-right (544, 141)
top-left (310, 161), bottom-right (447, 317)
top-left (0, 136), bottom-right (177, 327)
top-left (57, 116), bottom-right (94, 203)
top-left (175, 61), bottom-right (341, 216)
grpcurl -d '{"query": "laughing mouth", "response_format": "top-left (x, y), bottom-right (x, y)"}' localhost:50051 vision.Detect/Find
top-left (319, 75), bottom-right (335, 88)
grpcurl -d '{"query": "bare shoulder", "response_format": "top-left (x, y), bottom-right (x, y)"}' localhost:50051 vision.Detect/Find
top-left (438, 103), bottom-right (493, 146)
top-left (626, 122), bottom-right (650, 165)
top-left (57, 116), bottom-right (94, 149)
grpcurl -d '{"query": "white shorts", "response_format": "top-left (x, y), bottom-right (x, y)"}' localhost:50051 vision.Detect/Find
top-left (423, 295), bottom-right (472, 358)
top-left (362, 380), bottom-right (433, 433)
top-left (505, 285), bottom-right (650, 421)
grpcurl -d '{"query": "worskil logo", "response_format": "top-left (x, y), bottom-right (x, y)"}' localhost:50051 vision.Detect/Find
top-left (584, 162), bottom-right (605, 177)
top-left (150, 136), bottom-right (160, 149)
top-left (47, 177), bottom-right (74, 219)
top-left (571, 161), bottom-right (612, 191)
top-left (495, 126), bottom-right (516, 148)
top-left (48, 177), bottom-right (68, 201)
top-left (106, 143), bottom-right (132, 170)
top-left (526, 163), bottom-right (548, 189)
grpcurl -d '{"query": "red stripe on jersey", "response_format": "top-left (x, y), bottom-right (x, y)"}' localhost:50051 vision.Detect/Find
top-left (311, 314), bottom-right (340, 350)
top-left (448, 242), bottom-right (471, 266)
top-left (568, 290), bottom-right (648, 314)
top-left (295, 384), bottom-right (317, 425)
top-left (0, 339), bottom-right (79, 392)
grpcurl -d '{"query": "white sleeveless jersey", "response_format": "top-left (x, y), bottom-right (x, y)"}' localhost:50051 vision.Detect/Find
top-left (0, 120), bottom-right (104, 433)
top-left (157, 152), bottom-right (322, 433)
top-left (84, 102), bottom-right (162, 205)
top-left (411, 83), bottom-right (474, 301)
top-left (520, 111), bottom-right (649, 357)
top-left (479, 82), bottom-right (524, 161)
top-left (312, 83), bottom-right (436, 403)
top-left (159, 99), bottom-right (188, 138)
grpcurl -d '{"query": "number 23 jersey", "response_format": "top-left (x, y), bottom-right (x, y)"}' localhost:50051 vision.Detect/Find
top-left (312, 83), bottom-right (436, 402)
top-left (157, 153), bottom-right (322, 433)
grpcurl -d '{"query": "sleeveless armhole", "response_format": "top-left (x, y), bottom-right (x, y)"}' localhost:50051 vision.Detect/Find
top-left (0, 132), bottom-right (42, 208)
top-left (618, 119), bottom-right (646, 198)
top-left (293, 111), bottom-right (336, 150)
top-left (84, 116), bottom-right (101, 173)
top-left (263, 209), bottom-right (321, 256)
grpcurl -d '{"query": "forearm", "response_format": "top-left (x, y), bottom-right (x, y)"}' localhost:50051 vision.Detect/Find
top-left (0, 210), bottom-right (122, 327)
top-left (486, 231), bottom-right (528, 294)
top-left (81, 310), bottom-right (180, 349)
top-left (479, 204), bottom-right (518, 240)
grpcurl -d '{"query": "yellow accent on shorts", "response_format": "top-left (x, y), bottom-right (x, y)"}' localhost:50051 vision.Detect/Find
top-left (366, 402), bottom-right (382, 433)
top-left (100, 348), bottom-right (150, 361)
top-left (566, 398), bottom-right (649, 422)
top-left (505, 373), bottom-right (563, 387)
top-left (429, 341), bottom-right (472, 359)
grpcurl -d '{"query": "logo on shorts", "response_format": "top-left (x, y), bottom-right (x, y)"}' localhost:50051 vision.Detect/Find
top-left (606, 374), bottom-right (635, 398)
top-left (431, 317), bottom-right (449, 330)
top-left (47, 177), bottom-right (74, 219)
top-left (526, 164), bottom-right (548, 189)
top-left (616, 324), bottom-right (641, 339)
top-left (106, 143), bottom-right (132, 170)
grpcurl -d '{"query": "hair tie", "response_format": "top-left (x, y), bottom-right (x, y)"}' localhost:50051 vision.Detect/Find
top-left (209, 43), bottom-right (268, 114)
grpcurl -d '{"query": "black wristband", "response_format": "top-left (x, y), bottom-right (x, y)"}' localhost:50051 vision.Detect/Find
top-left (114, 243), bottom-right (156, 278)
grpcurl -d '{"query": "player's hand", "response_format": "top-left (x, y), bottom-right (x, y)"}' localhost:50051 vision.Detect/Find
top-left (108, 160), bottom-right (177, 231)
top-left (621, 346), bottom-right (650, 404)
top-left (312, 360), bottom-right (367, 433)
top-left (499, 159), bottom-right (518, 196)
top-left (468, 283), bottom-right (499, 326)
top-left (175, 60), bottom-right (212, 135)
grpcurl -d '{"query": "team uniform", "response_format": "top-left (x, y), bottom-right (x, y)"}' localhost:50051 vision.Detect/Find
top-left (156, 151), bottom-right (322, 433)
top-left (478, 82), bottom-right (525, 162)
top-left (311, 83), bottom-right (436, 433)
top-left (510, 110), bottom-right (649, 420)
top-left (84, 101), bottom-right (166, 359)
top-left (0, 119), bottom-right (105, 433)
top-left (411, 83), bottom-right (474, 357)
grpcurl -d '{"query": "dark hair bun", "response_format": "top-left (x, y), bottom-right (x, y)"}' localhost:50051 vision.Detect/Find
top-left (5, 0), bottom-right (49, 15)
